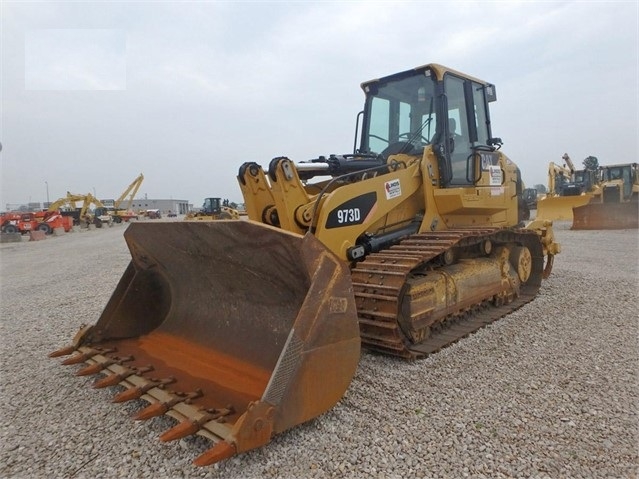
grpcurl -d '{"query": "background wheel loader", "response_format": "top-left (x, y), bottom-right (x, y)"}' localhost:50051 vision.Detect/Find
top-left (51, 63), bottom-right (560, 466)
top-left (185, 197), bottom-right (240, 220)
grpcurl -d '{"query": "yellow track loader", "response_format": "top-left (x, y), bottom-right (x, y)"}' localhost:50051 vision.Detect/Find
top-left (51, 63), bottom-right (560, 466)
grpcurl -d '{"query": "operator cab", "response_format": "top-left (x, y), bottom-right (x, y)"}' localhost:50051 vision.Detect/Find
top-left (600, 163), bottom-right (638, 201)
top-left (202, 198), bottom-right (222, 215)
top-left (358, 64), bottom-right (498, 187)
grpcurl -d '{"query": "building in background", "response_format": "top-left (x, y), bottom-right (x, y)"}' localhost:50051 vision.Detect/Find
top-left (130, 198), bottom-right (190, 215)
top-left (4, 202), bottom-right (43, 212)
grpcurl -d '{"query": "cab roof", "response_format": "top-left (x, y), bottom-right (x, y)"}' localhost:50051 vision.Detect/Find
top-left (360, 63), bottom-right (490, 92)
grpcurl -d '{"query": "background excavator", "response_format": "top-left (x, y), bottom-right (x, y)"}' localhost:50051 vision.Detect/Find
top-left (572, 162), bottom-right (639, 229)
top-left (94, 173), bottom-right (144, 223)
top-left (536, 153), bottom-right (599, 221)
top-left (48, 192), bottom-right (113, 227)
top-left (51, 63), bottom-right (560, 466)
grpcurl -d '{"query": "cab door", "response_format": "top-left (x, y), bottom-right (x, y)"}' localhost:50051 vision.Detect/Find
top-left (442, 74), bottom-right (493, 186)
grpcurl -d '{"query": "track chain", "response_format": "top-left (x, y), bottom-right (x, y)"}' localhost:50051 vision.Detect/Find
top-left (351, 228), bottom-right (544, 359)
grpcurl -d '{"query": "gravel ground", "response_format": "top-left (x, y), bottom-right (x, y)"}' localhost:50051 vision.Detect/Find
top-left (0, 220), bottom-right (637, 478)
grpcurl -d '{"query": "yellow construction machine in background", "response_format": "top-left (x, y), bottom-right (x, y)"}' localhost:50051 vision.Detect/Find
top-left (572, 162), bottom-right (639, 229)
top-left (113, 173), bottom-right (144, 222)
top-left (536, 153), bottom-right (599, 221)
top-left (51, 63), bottom-right (560, 466)
top-left (184, 197), bottom-right (240, 221)
top-left (48, 192), bottom-right (113, 227)
top-left (93, 174), bottom-right (144, 223)
top-left (522, 187), bottom-right (539, 210)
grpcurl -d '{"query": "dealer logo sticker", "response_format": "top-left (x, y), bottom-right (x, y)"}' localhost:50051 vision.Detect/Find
top-left (488, 165), bottom-right (503, 186)
top-left (385, 179), bottom-right (401, 199)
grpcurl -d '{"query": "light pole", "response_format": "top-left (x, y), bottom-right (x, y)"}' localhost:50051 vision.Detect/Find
top-left (45, 181), bottom-right (49, 205)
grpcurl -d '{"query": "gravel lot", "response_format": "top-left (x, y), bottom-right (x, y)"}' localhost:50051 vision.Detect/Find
top-left (1, 220), bottom-right (637, 478)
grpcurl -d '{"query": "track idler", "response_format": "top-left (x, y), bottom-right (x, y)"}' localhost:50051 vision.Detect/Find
top-left (50, 220), bottom-right (360, 465)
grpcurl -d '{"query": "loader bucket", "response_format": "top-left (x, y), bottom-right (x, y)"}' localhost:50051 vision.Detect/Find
top-left (50, 220), bottom-right (361, 465)
top-left (572, 202), bottom-right (639, 229)
top-left (535, 195), bottom-right (592, 221)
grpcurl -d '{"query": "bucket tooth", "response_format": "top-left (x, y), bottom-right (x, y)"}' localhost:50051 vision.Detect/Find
top-left (61, 347), bottom-right (116, 365)
top-left (112, 387), bottom-right (145, 403)
top-left (133, 402), bottom-right (168, 420)
top-left (76, 356), bottom-right (134, 376)
top-left (112, 377), bottom-right (176, 403)
top-left (61, 349), bottom-right (98, 365)
top-left (93, 365), bottom-right (153, 389)
top-left (159, 408), bottom-right (218, 442)
top-left (193, 441), bottom-right (237, 467)
top-left (76, 362), bottom-right (106, 376)
top-left (159, 420), bottom-right (201, 442)
top-left (134, 390), bottom-right (203, 420)
top-left (48, 345), bottom-right (76, 358)
top-left (93, 373), bottom-right (126, 389)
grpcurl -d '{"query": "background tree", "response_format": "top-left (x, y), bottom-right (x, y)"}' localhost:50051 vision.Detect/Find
top-left (583, 156), bottom-right (599, 170)
top-left (534, 184), bottom-right (547, 194)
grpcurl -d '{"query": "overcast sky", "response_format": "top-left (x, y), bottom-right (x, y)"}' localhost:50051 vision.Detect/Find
top-left (1, 1), bottom-right (637, 208)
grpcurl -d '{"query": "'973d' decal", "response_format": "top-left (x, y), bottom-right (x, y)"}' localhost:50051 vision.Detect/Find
top-left (326, 192), bottom-right (376, 229)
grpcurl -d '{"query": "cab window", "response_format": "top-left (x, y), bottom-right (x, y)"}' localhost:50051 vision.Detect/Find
top-left (444, 75), bottom-right (472, 185)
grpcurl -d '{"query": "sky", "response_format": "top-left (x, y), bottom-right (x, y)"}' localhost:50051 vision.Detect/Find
top-left (1, 1), bottom-right (637, 208)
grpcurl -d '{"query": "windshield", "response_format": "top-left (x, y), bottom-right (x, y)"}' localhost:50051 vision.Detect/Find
top-left (574, 171), bottom-right (586, 182)
top-left (203, 198), bottom-right (221, 213)
top-left (602, 166), bottom-right (629, 182)
top-left (361, 72), bottom-right (437, 155)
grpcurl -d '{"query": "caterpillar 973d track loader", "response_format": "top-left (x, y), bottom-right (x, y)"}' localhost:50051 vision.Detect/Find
top-left (51, 63), bottom-right (560, 466)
